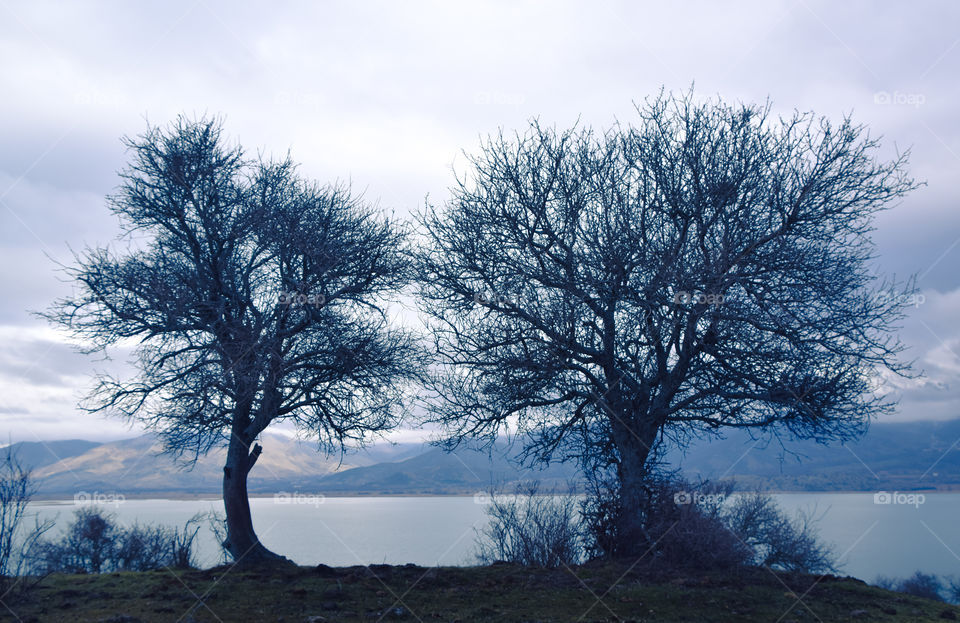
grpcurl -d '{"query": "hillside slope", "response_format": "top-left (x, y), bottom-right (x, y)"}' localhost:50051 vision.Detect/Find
top-left (670, 418), bottom-right (960, 491)
top-left (3, 439), bottom-right (103, 471)
top-left (30, 434), bottom-right (413, 496)
top-left (8, 563), bottom-right (959, 622)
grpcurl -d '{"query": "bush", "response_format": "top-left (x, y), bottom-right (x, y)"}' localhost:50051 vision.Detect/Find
top-left (724, 492), bottom-right (836, 574)
top-left (875, 571), bottom-right (945, 602)
top-left (0, 446), bottom-right (54, 596)
top-left (476, 472), bottom-right (838, 575)
top-left (949, 577), bottom-right (960, 604)
top-left (193, 509), bottom-right (228, 565)
top-left (581, 471), bottom-right (836, 574)
top-left (68, 506), bottom-right (117, 573)
top-left (169, 514), bottom-right (204, 569)
top-left (475, 482), bottom-right (586, 568)
top-left (580, 470), bottom-right (749, 570)
top-left (28, 507), bottom-right (204, 574)
top-left (650, 479), bottom-right (753, 572)
top-left (578, 470), bottom-right (620, 560)
top-left (116, 523), bottom-right (176, 571)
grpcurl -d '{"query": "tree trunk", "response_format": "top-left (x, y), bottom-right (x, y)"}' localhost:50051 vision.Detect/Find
top-left (608, 410), bottom-right (660, 559)
top-left (222, 431), bottom-right (285, 566)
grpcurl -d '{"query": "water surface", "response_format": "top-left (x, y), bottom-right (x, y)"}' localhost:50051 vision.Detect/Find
top-left (29, 493), bottom-right (960, 582)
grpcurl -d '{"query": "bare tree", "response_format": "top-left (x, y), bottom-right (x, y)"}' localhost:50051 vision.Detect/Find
top-left (48, 117), bottom-right (422, 564)
top-left (0, 445), bottom-right (54, 596)
top-left (417, 91), bottom-right (918, 557)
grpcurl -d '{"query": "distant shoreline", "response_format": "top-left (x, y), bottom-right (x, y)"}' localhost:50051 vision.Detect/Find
top-left (29, 487), bottom-right (960, 503)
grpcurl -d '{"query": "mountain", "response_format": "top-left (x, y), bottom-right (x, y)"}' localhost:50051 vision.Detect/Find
top-left (668, 418), bottom-right (960, 491)
top-left (3, 439), bottom-right (103, 471)
top-left (20, 418), bottom-right (960, 497)
top-left (310, 443), bottom-right (580, 495)
top-left (30, 434), bottom-right (419, 496)
top-left (310, 419), bottom-right (960, 495)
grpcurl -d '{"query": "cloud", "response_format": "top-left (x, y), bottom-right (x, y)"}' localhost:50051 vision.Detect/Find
top-left (0, 0), bottom-right (958, 439)
top-left (880, 287), bottom-right (960, 421)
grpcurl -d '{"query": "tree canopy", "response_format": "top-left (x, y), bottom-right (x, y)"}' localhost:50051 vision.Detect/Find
top-left (417, 92), bottom-right (918, 555)
top-left (49, 117), bottom-right (423, 562)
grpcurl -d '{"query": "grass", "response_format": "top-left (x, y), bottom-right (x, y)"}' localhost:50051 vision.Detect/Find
top-left (3, 561), bottom-right (959, 622)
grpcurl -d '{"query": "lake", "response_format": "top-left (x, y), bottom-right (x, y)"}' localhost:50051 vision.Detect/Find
top-left (27, 493), bottom-right (960, 583)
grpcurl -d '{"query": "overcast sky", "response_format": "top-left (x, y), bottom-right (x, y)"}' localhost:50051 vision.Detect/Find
top-left (1, 0), bottom-right (958, 443)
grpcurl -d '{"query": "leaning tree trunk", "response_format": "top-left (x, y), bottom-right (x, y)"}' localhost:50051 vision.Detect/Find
top-left (222, 430), bottom-right (285, 565)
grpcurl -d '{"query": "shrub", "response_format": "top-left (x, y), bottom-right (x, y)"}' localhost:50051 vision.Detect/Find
top-left (578, 470), bottom-right (620, 560)
top-left (478, 472), bottom-right (837, 575)
top-left (724, 492), bottom-right (837, 574)
top-left (193, 509), bottom-right (228, 565)
top-left (876, 571), bottom-right (945, 602)
top-left (651, 479), bottom-right (753, 572)
top-left (475, 482), bottom-right (586, 567)
top-left (116, 523), bottom-right (175, 571)
top-left (169, 514), bottom-right (204, 569)
top-left (580, 470), bottom-right (749, 570)
top-left (68, 506), bottom-right (118, 573)
top-left (0, 446), bottom-right (54, 596)
top-left (581, 471), bottom-right (836, 574)
top-left (27, 507), bottom-right (204, 574)
top-left (901, 571), bottom-right (944, 601)
top-left (949, 576), bottom-right (960, 604)
top-left (28, 507), bottom-right (118, 574)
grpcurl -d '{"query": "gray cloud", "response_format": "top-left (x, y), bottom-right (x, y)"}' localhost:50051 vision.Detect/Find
top-left (1, 0), bottom-right (958, 439)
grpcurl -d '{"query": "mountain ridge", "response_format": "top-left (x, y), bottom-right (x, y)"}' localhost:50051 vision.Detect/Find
top-left (10, 418), bottom-right (960, 497)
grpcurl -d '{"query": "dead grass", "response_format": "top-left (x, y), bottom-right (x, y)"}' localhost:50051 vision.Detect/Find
top-left (2, 561), bottom-right (958, 622)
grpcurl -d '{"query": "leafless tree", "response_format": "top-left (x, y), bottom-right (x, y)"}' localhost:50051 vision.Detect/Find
top-left (417, 91), bottom-right (918, 557)
top-left (47, 117), bottom-right (423, 565)
top-left (0, 445), bottom-right (54, 596)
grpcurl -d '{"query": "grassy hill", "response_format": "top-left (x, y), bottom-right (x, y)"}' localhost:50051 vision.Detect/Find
top-left (5, 562), bottom-right (959, 622)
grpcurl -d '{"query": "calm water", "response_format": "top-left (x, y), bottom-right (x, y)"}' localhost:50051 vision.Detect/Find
top-left (27, 493), bottom-right (960, 582)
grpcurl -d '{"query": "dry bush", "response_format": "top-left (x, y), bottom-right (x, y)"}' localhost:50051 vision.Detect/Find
top-left (724, 492), bottom-right (836, 574)
top-left (475, 482), bottom-right (586, 568)
top-left (875, 571), bottom-right (945, 602)
top-left (581, 471), bottom-right (836, 574)
top-left (0, 446), bottom-right (55, 597)
top-left (28, 507), bottom-right (204, 574)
